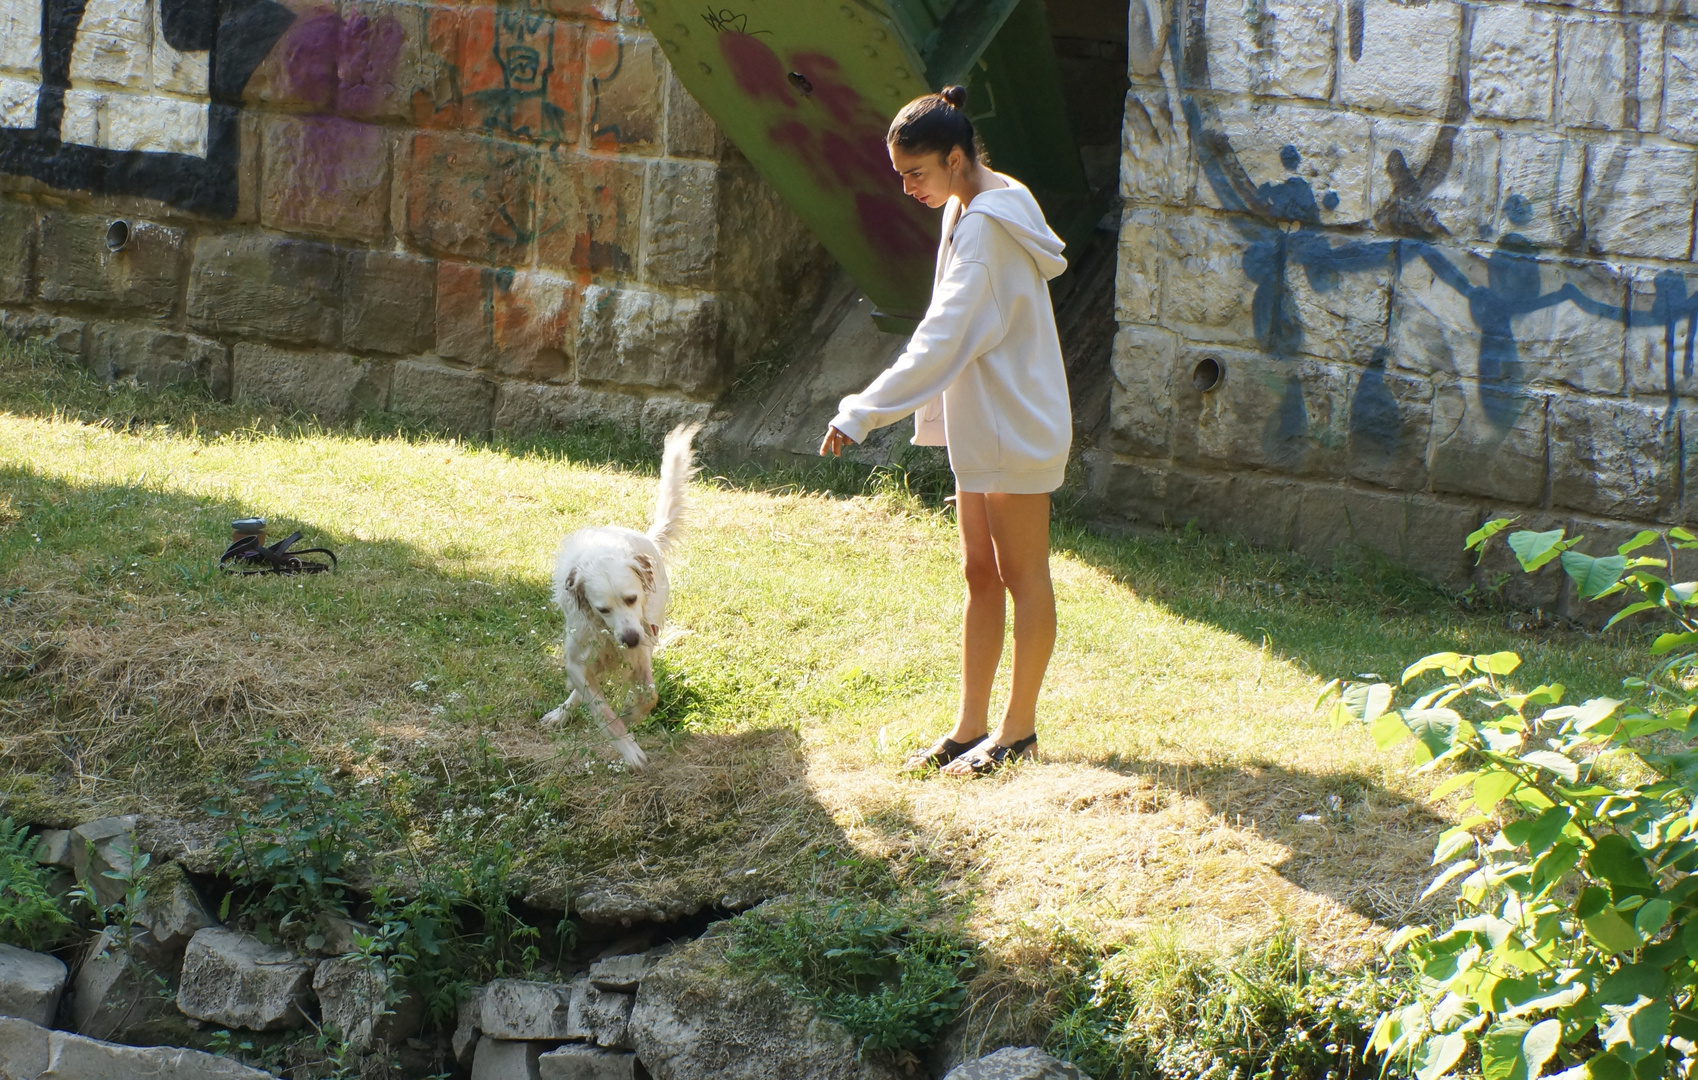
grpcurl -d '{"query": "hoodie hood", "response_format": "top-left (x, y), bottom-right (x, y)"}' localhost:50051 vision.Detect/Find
top-left (959, 175), bottom-right (1067, 281)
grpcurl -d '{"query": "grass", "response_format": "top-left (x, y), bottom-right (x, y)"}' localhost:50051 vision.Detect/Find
top-left (0, 336), bottom-right (1648, 1069)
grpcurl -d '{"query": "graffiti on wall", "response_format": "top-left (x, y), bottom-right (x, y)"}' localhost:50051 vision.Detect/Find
top-left (0, 0), bottom-right (291, 215)
top-left (1134, 0), bottom-right (1697, 469)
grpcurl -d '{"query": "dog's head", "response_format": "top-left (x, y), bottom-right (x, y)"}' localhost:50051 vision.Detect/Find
top-left (565, 553), bottom-right (656, 649)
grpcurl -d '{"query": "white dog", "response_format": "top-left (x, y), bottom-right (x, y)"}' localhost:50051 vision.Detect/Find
top-left (541, 423), bottom-right (701, 771)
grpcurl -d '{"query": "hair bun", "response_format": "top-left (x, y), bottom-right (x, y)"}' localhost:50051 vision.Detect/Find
top-left (940, 85), bottom-right (968, 109)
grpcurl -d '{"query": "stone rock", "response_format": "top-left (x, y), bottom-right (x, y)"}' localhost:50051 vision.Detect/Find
top-left (1366, 121), bottom-right (1498, 242)
top-left (471, 1036), bottom-right (548, 1080)
top-left (176, 928), bottom-right (316, 1031)
top-left (1469, 5), bottom-right (1556, 121)
top-left (587, 954), bottom-right (651, 994)
top-left (1337, 0), bottom-right (1462, 117)
top-left (230, 343), bottom-right (384, 423)
top-left (1114, 208), bottom-right (1160, 324)
top-left (32, 830), bottom-right (72, 868)
top-left (566, 976), bottom-right (632, 1048)
top-left (1194, 101), bottom-right (1368, 224)
top-left (1495, 132), bottom-right (1586, 249)
top-left (630, 934), bottom-right (905, 1080)
top-left (41, 1019), bottom-right (275, 1078)
top-left (645, 159), bottom-right (719, 288)
top-left (1558, 18), bottom-right (1628, 129)
top-left (1169, 351), bottom-right (1351, 479)
top-left (586, 32), bottom-right (663, 153)
top-left (66, 927), bottom-right (176, 1042)
top-left (1106, 325), bottom-right (1174, 459)
top-left (1665, 25), bottom-right (1698, 143)
top-left (84, 322), bottom-right (228, 393)
top-left (186, 234), bottom-right (342, 346)
top-left (436, 262), bottom-right (574, 380)
top-left (311, 913), bottom-right (372, 957)
top-left (134, 863), bottom-right (217, 955)
top-left (454, 985), bottom-right (486, 1067)
top-left (1202, 0), bottom-right (1333, 99)
top-left (0, 312), bottom-right (86, 357)
top-left (389, 359), bottom-right (494, 434)
top-left (576, 285), bottom-right (724, 396)
top-left (568, 887), bottom-right (703, 928)
top-left (313, 956), bottom-right (423, 1052)
top-left (1582, 143), bottom-right (1698, 260)
top-left (1344, 361), bottom-right (1432, 492)
top-left (0, 202), bottom-right (35, 303)
top-left (1427, 385), bottom-right (1548, 505)
top-left (944, 1047), bottom-right (1092, 1080)
top-left (664, 69), bottom-right (720, 159)
top-left (38, 214), bottom-right (184, 313)
top-left (1155, 215), bottom-right (1266, 346)
top-left (260, 114), bottom-right (391, 242)
top-left (492, 381), bottom-right (643, 436)
top-left (536, 154), bottom-right (644, 276)
top-left (0, 1015), bottom-right (49, 1077)
top-left (133, 817), bottom-right (222, 875)
top-left (343, 250), bottom-right (436, 356)
top-left (539, 1045), bottom-right (642, 1080)
top-left (480, 978), bottom-right (573, 1040)
top-left (71, 816), bottom-right (139, 909)
top-left (406, 131), bottom-right (537, 263)
top-left (1549, 397), bottom-right (1679, 520)
top-left (0, 944), bottom-right (67, 1026)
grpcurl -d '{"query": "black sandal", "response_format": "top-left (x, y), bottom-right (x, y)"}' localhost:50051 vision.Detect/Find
top-left (953, 734), bottom-right (1038, 776)
top-left (220, 531), bottom-right (338, 575)
top-left (904, 733), bottom-right (987, 770)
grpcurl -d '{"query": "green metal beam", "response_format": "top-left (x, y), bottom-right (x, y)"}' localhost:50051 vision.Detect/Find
top-left (918, 0), bottom-right (1022, 87)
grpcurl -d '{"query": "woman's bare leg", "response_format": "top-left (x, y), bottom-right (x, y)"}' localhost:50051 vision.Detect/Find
top-left (949, 491), bottom-right (1003, 744)
top-left (944, 493), bottom-right (1054, 772)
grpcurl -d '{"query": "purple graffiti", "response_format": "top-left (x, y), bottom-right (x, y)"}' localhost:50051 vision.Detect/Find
top-left (719, 32), bottom-right (794, 107)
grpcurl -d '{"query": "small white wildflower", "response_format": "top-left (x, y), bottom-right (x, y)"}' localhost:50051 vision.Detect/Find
top-left (410, 681), bottom-right (430, 693)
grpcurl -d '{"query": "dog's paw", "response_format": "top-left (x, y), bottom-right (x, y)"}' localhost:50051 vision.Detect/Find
top-left (611, 734), bottom-right (651, 771)
top-left (540, 706), bottom-right (567, 728)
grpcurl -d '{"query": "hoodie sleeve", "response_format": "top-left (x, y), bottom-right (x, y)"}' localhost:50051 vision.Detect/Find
top-left (830, 254), bottom-right (1005, 444)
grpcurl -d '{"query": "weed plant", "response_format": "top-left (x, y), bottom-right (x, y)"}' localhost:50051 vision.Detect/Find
top-left (727, 898), bottom-right (976, 1053)
top-left (0, 815), bottom-right (73, 950)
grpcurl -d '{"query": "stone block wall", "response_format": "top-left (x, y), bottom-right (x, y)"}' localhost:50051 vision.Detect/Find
top-left (0, 0), bottom-right (829, 436)
top-left (1098, 0), bottom-right (1698, 590)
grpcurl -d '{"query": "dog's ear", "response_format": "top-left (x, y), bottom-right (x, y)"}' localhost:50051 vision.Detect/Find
top-left (632, 553), bottom-right (655, 591)
top-left (564, 568), bottom-right (578, 589)
top-left (572, 578), bottom-right (595, 616)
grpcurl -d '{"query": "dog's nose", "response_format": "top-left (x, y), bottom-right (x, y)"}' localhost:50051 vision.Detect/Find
top-left (620, 629), bottom-right (641, 648)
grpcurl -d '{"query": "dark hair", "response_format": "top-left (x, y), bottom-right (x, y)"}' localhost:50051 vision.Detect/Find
top-left (887, 86), bottom-right (981, 163)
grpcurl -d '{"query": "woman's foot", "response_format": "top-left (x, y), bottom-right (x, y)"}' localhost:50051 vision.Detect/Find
top-left (942, 733), bottom-right (1037, 776)
top-left (904, 733), bottom-right (987, 770)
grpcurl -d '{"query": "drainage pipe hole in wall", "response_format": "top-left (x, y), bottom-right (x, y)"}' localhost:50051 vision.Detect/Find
top-left (1192, 356), bottom-right (1223, 392)
top-left (105, 220), bottom-right (130, 252)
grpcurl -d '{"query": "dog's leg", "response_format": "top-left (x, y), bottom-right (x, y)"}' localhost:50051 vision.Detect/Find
top-left (540, 689), bottom-right (581, 728)
top-left (624, 645), bottom-right (660, 727)
top-left (570, 663), bottom-right (650, 772)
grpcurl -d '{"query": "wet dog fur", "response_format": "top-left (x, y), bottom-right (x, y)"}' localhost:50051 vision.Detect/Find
top-left (541, 423), bottom-right (700, 770)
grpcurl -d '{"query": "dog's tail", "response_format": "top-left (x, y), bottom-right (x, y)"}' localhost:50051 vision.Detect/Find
top-left (648, 422), bottom-right (702, 555)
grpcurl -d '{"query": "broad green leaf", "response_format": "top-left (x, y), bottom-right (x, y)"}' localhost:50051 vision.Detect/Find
top-left (1475, 769), bottom-right (1520, 812)
top-left (1605, 602), bottom-right (1661, 630)
top-left (1619, 530), bottom-right (1661, 555)
top-left (1588, 834), bottom-right (1655, 890)
top-left (1583, 908), bottom-right (1643, 954)
top-left (1600, 964), bottom-right (1669, 1007)
top-left (1509, 529), bottom-right (1570, 572)
top-left (1672, 527), bottom-right (1696, 542)
top-left (1435, 824), bottom-right (1480, 863)
top-left (1373, 712), bottom-right (1413, 751)
top-left (1522, 751), bottom-right (1580, 783)
top-left (1635, 898), bottom-right (1672, 939)
top-left (1561, 551), bottom-right (1629, 599)
top-left (1584, 1051), bottom-right (1635, 1080)
top-left (1504, 982), bottom-right (1586, 1017)
top-left (1405, 708), bottom-right (1464, 762)
top-left (1671, 581), bottom-right (1698, 603)
top-left (1469, 517), bottom-right (1518, 551)
top-left (1483, 1022), bottom-right (1532, 1080)
top-left (1418, 1032), bottom-right (1469, 1080)
top-left (1385, 925), bottom-right (1431, 954)
top-left (1475, 651), bottom-right (1524, 676)
top-left (1683, 918), bottom-right (1698, 961)
top-left (1340, 682), bottom-right (1394, 725)
top-left (1405, 652), bottom-right (1468, 684)
top-left (1523, 1019), bottom-right (1562, 1078)
top-left (1423, 859), bottom-right (1479, 900)
top-left (1431, 771), bottom-right (1481, 801)
top-left (1629, 998), bottom-right (1671, 1054)
top-left (1571, 698), bottom-right (1624, 733)
top-left (1504, 806), bottom-right (1573, 855)
top-left (1651, 631), bottom-right (1698, 656)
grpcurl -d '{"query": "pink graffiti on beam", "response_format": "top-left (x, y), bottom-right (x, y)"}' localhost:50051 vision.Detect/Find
top-left (768, 120), bottom-right (839, 188)
top-left (856, 192), bottom-right (934, 261)
top-left (786, 52), bottom-right (860, 126)
top-left (820, 130), bottom-right (894, 188)
top-left (719, 32), bottom-right (794, 106)
top-left (283, 10), bottom-right (403, 115)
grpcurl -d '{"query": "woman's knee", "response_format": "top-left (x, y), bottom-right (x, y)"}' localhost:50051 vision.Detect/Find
top-left (962, 557), bottom-right (1004, 594)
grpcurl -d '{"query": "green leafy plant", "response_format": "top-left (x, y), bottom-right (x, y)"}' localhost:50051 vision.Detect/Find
top-left (206, 737), bottom-right (373, 929)
top-left (1322, 521), bottom-right (1698, 1080)
top-left (728, 898), bottom-right (975, 1053)
top-left (0, 816), bottom-right (74, 950)
top-left (1047, 929), bottom-right (1405, 1080)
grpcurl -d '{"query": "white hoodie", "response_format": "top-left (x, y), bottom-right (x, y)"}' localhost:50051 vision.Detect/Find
top-left (830, 174), bottom-right (1072, 494)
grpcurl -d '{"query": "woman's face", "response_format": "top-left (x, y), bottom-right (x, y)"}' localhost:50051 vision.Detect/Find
top-left (889, 144), bottom-right (962, 209)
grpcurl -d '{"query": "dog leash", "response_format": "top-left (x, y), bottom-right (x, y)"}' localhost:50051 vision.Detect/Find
top-left (219, 531), bottom-right (338, 575)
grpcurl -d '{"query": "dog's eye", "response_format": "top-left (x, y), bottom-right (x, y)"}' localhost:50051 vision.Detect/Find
top-left (597, 606), bottom-right (611, 614)
top-left (623, 596), bottom-right (638, 606)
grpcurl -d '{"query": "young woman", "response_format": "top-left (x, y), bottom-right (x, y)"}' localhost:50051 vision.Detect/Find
top-left (820, 85), bottom-right (1071, 777)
